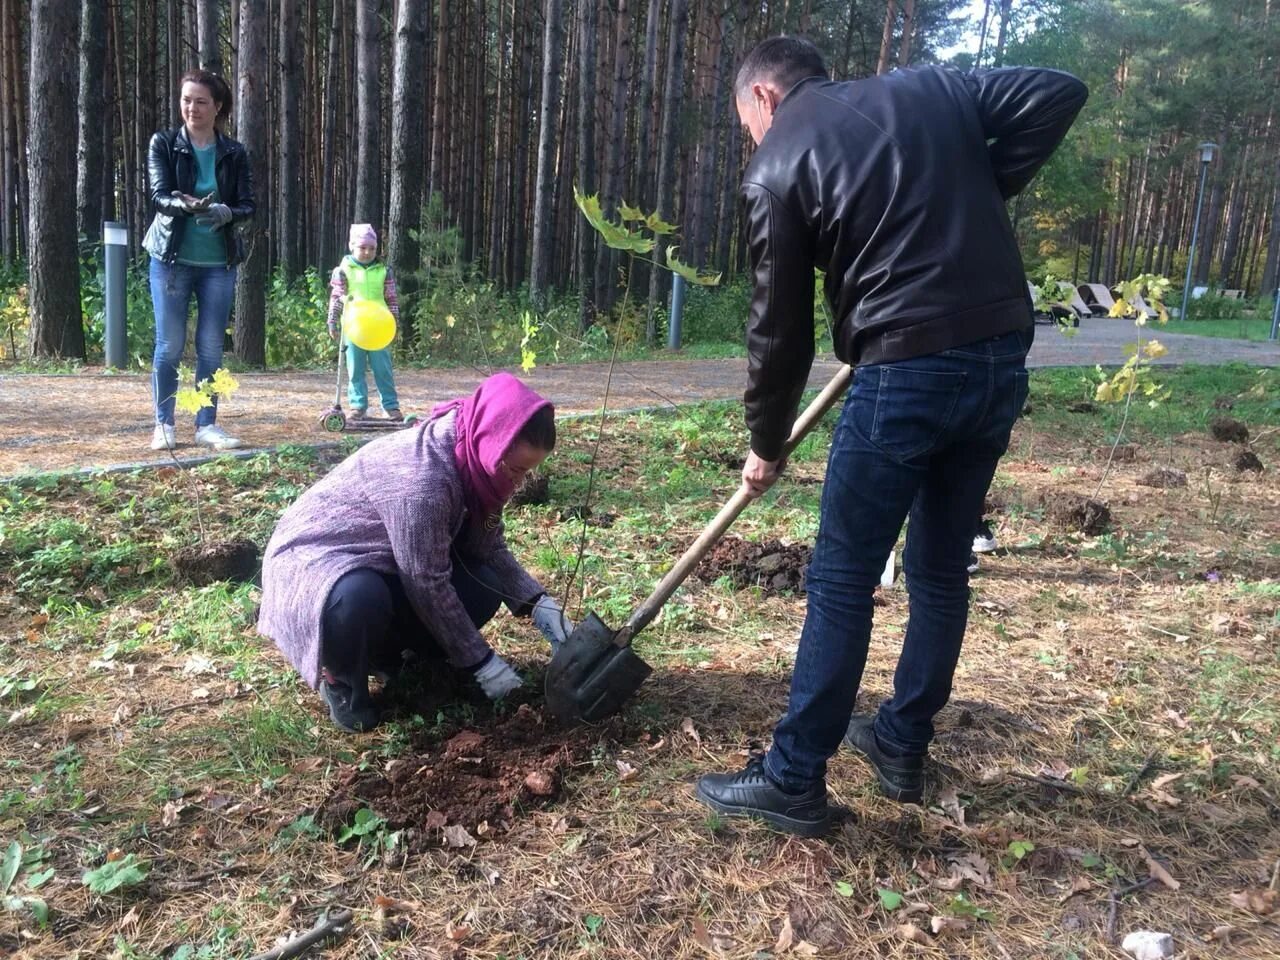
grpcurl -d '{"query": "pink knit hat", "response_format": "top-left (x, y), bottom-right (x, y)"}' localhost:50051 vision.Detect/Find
top-left (348, 223), bottom-right (377, 248)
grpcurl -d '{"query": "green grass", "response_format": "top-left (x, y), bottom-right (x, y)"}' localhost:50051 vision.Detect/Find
top-left (1159, 317), bottom-right (1278, 341)
top-left (1025, 363), bottom-right (1279, 444)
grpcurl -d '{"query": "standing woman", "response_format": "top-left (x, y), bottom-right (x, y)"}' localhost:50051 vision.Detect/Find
top-left (143, 69), bottom-right (255, 451)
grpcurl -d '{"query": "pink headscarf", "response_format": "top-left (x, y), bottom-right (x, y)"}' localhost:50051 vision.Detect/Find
top-left (431, 373), bottom-right (553, 520)
top-left (349, 223), bottom-right (377, 248)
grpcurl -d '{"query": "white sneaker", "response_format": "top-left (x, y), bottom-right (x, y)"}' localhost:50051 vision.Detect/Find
top-left (972, 518), bottom-right (999, 554)
top-left (150, 423), bottom-right (177, 451)
top-left (195, 424), bottom-right (244, 450)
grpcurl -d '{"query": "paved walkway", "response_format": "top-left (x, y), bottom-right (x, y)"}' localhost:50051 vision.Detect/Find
top-left (2, 321), bottom-right (1277, 477)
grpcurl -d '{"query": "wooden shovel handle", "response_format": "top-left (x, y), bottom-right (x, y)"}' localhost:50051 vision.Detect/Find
top-left (618, 364), bottom-right (853, 644)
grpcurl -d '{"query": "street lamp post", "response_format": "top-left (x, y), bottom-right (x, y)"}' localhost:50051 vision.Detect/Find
top-left (1180, 141), bottom-right (1217, 321)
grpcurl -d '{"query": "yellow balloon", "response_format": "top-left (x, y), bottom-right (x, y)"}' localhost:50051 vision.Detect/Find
top-left (343, 299), bottom-right (396, 351)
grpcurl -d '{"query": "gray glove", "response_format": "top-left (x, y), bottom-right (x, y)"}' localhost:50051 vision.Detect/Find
top-left (195, 203), bottom-right (233, 230)
top-left (531, 594), bottom-right (574, 652)
top-left (474, 653), bottom-right (523, 700)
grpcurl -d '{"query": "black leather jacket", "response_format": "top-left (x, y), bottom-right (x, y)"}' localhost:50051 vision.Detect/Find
top-left (142, 126), bottom-right (256, 265)
top-left (741, 65), bottom-right (1087, 459)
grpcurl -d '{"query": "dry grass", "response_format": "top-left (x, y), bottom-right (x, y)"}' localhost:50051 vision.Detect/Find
top-left (1, 388), bottom-right (1278, 959)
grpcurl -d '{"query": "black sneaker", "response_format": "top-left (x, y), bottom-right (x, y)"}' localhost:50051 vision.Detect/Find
top-left (844, 715), bottom-right (924, 803)
top-left (695, 758), bottom-right (832, 837)
top-left (320, 679), bottom-right (381, 733)
top-left (972, 518), bottom-right (998, 554)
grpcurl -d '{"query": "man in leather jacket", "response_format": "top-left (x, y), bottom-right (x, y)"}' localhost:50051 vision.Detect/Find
top-left (696, 37), bottom-right (1087, 835)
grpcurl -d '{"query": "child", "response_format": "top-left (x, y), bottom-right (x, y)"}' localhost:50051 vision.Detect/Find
top-left (327, 224), bottom-right (402, 420)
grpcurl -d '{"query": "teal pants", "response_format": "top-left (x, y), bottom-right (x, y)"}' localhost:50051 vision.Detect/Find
top-left (346, 344), bottom-right (399, 412)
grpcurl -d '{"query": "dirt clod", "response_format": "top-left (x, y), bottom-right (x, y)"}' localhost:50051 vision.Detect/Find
top-left (1046, 496), bottom-right (1111, 536)
top-left (171, 537), bottom-right (259, 586)
top-left (1136, 467), bottom-right (1188, 489)
top-left (1096, 443), bottom-right (1138, 463)
top-left (510, 474), bottom-right (550, 506)
top-left (1212, 395), bottom-right (1235, 410)
top-left (1233, 450), bottom-right (1263, 473)
top-left (319, 704), bottom-right (618, 841)
top-left (1209, 417), bottom-right (1249, 444)
top-left (1066, 400), bottom-right (1097, 414)
top-left (696, 537), bottom-right (811, 595)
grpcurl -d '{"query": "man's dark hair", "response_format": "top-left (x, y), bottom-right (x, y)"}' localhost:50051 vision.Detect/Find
top-left (517, 404), bottom-right (556, 451)
top-left (735, 36), bottom-right (828, 102)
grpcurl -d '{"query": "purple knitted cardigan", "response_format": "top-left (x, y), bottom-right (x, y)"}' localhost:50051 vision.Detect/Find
top-left (257, 411), bottom-right (545, 688)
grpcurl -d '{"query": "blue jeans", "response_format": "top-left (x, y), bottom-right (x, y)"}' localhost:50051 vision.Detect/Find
top-left (346, 344), bottom-right (399, 412)
top-left (150, 260), bottom-right (237, 427)
top-left (765, 328), bottom-right (1032, 791)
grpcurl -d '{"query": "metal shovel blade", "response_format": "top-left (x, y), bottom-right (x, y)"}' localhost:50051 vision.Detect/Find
top-left (544, 612), bottom-right (652, 724)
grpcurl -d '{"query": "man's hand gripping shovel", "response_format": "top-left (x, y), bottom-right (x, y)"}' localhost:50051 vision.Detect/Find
top-left (544, 365), bottom-right (854, 725)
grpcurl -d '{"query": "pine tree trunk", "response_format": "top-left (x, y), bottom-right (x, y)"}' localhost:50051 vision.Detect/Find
top-left (1, 0), bottom-right (13, 265)
top-left (389, 0), bottom-right (427, 320)
top-left (629, 0), bottom-right (661, 295)
top-left (595, 0), bottom-right (630, 309)
top-left (1260, 158), bottom-right (1280, 296)
top-left (353, 0), bottom-right (381, 225)
top-left (508, 0), bottom-right (533, 287)
top-left (198, 0), bottom-right (222, 72)
top-left (576, 0), bottom-right (598, 327)
top-left (76, 0), bottom-right (106, 242)
top-left (10, 0), bottom-right (30, 258)
top-left (529, 0), bottom-right (565, 308)
top-left (276, 0), bottom-right (303, 276)
top-left (992, 0), bottom-right (1012, 67)
top-left (318, 0), bottom-right (340, 268)
top-left (1219, 148), bottom-right (1249, 285)
top-left (898, 0), bottom-right (916, 66)
top-left (234, 0), bottom-right (269, 366)
top-left (428, 0), bottom-right (449, 198)
top-left (110, 0), bottom-right (136, 252)
top-left (691, 2), bottom-right (728, 268)
top-left (646, 0), bottom-right (688, 338)
top-left (28, 0), bottom-right (84, 358)
top-left (488, 0), bottom-right (514, 282)
top-left (875, 0), bottom-right (896, 75)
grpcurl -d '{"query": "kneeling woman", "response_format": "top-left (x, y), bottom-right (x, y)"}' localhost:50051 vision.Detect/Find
top-left (258, 373), bottom-right (572, 731)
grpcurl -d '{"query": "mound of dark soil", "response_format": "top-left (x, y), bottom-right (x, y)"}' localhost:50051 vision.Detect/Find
top-left (1065, 400), bottom-right (1097, 414)
top-left (1136, 467), bottom-right (1188, 488)
top-left (1210, 417), bottom-right (1249, 444)
top-left (171, 537), bottom-right (259, 586)
top-left (510, 474), bottom-right (550, 506)
top-left (1233, 450), bottom-right (1263, 473)
top-left (319, 704), bottom-right (618, 840)
top-left (1095, 443), bottom-right (1138, 463)
top-left (1046, 496), bottom-right (1111, 536)
top-left (696, 537), bottom-right (811, 595)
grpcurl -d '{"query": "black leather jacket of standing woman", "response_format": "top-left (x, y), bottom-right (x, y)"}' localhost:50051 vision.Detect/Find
top-left (142, 126), bottom-right (256, 266)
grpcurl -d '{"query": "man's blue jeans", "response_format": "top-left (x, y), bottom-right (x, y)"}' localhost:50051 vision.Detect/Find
top-left (765, 328), bottom-right (1032, 792)
top-left (150, 260), bottom-right (237, 427)
top-left (346, 344), bottom-right (399, 412)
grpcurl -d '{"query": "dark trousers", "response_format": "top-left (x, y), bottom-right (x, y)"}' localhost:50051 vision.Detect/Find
top-left (765, 328), bottom-right (1032, 791)
top-left (320, 560), bottom-right (504, 696)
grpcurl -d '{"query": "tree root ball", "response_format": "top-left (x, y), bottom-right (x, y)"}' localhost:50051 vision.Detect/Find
top-left (1233, 450), bottom-right (1263, 473)
top-left (1047, 496), bottom-right (1111, 536)
top-left (1209, 417), bottom-right (1249, 444)
top-left (1136, 467), bottom-right (1188, 488)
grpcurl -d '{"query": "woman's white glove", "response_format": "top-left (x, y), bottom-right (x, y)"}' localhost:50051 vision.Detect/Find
top-left (195, 203), bottom-right (233, 230)
top-left (531, 594), bottom-right (574, 652)
top-left (473, 654), bottom-right (523, 700)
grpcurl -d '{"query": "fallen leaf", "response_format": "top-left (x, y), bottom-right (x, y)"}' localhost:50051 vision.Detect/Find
top-left (425, 811), bottom-right (447, 830)
top-left (1164, 709), bottom-right (1190, 730)
top-left (896, 923), bottom-right (930, 944)
top-left (691, 916), bottom-right (715, 952)
top-left (933, 876), bottom-right (965, 891)
top-left (444, 920), bottom-right (471, 942)
top-left (120, 905), bottom-right (142, 933)
top-left (190, 687), bottom-right (211, 700)
top-left (273, 896), bottom-right (299, 925)
top-left (111, 703), bottom-right (132, 725)
top-left (182, 654), bottom-right (216, 676)
top-left (290, 757), bottom-right (324, 775)
top-left (930, 915), bottom-right (970, 936)
top-left (1228, 888), bottom-right (1276, 915)
top-left (441, 825), bottom-right (476, 848)
top-left (480, 864), bottom-right (501, 886)
top-left (1058, 876), bottom-right (1093, 903)
top-left (161, 800), bottom-right (189, 827)
top-left (646, 737), bottom-right (666, 752)
top-left (680, 716), bottom-right (701, 746)
top-left (190, 825), bottom-right (215, 847)
top-left (1230, 774), bottom-right (1260, 790)
top-left (1139, 846), bottom-right (1180, 890)
top-left (615, 759), bottom-right (639, 782)
top-left (938, 785), bottom-right (965, 825)
top-left (475, 820), bottom-right (491, 838)
top-left (373, 895), bottom-right (420, 914)
top-left (1206, 924), bottom-right (1235, 944)
top-left (1150, 772), bottom-right (1183, 790)
top-left (793, 942), bottom-right (819, 957)
top-left (1038, 758), bottom-right (1073, 781)
top-left (946, 852), bottom-right (992, 889)
top-left (774, 914), bottom-right (794, 953)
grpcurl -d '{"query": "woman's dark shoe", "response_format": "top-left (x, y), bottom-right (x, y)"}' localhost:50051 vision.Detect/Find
top-left (320, 679), bottom-right (382, 733)
top-left (695, 758), bottom-right (832, 837)
top-left (844, 715), bottom-right (924, 803)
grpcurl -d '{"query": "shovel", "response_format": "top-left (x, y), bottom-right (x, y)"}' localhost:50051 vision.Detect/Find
top-left (544, 364), bottom-right (854, 724)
